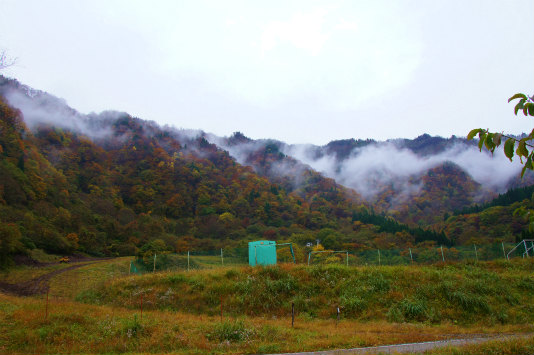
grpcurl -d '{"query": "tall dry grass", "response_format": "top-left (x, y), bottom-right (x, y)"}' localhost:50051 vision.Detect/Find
top-left (1, 292), bottom-right (531, 354)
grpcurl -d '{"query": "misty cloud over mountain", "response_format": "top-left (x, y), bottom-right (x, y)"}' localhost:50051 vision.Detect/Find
top-left (0, 75), bottom-right (528, 214)
top-left (283, 141), bottom-right (523, 201)
top-left (0, 77), bottom-right (116, 139)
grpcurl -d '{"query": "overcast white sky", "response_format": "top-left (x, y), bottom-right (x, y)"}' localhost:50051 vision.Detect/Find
top-left (0, 0), bottom-right (532, 145)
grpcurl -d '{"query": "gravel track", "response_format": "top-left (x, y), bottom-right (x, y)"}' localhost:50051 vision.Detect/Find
top-left (270, 333), bottom-right (533, 355)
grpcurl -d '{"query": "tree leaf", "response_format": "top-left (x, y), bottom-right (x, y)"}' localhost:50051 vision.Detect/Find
top-left (484, 134), bottom-right (495, 152)
top-left (526, 155), bottom-right (534, 170)
top-left (477, 133), bottom-right (485, 151)
top-left (467, 128), bottom-right (483, 140)
top-left (515, 99), bottom-right (525, 115)
top-left (527, 103), bottom-right (534, 116)
top-left (504, 138), bottom-right (515, 161)
top-left (517, 140), bottom-right (529, 157)
top-left (508, 93), bottom-right (527, 102)
top-left (523, 103), bottom-right (530, 116)
top-left (492, 133), bottom-right (502, 147)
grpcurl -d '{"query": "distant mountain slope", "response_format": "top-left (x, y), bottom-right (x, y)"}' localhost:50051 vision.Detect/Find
top-left (4, 75), bottom-right (530, 228)
top-left (212, 132), bottom-right (533, 226)
top-left (441, 201), bottom-right (533, 245)
top-left (1, 76), bottom-right (457, 267)
top-left (454, 184), bottom-right (534, 216)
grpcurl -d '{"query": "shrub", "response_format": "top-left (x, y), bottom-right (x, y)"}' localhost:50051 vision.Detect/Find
top-left (340, 294), bottom-right (367, 315)
top-left (399, 298), bottom-right (427, 321)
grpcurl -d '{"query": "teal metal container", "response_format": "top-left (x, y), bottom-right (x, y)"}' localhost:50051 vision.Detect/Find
top-left (248, 240), bottom-right (277, 266)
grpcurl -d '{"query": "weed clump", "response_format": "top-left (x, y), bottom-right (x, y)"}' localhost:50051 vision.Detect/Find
top-left (207, 320), bottom-right (255, 343)
top-left (121, 314), bottom-right (143, 338)
top-left (388, 298), bottom-right (428, 322)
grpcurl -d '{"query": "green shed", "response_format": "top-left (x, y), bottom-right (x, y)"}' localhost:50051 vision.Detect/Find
top-left (249, 240), bottom-right (277, 266)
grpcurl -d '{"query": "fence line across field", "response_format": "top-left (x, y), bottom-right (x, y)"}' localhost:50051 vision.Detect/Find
top-left (308, 250), bottom-right (349, 266)
top-left (129, 240), bottom-right (531, 274)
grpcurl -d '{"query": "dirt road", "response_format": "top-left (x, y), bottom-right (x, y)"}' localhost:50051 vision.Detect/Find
top-left (0, 260), bottom-right (103, 296)
top-left (271, 333), bottom-right (532, 355)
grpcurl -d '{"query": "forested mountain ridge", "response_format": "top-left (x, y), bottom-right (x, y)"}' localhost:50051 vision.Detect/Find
top-left (0, 76), bottom-right (454, 267)
top-left (0, 75), bottom-right (531, 267)
top-left (213, 132), bottom-right (533, 226)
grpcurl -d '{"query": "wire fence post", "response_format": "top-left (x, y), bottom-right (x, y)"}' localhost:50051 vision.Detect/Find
top-left (153, 253), bottom-right (156, 272)
top-left (221, 248), bottom-right (224, 266)
top-left (502, 241), bottom-right (506, 260)
top-left (474, 244), bottom-right (478, 262)
top-left (409, 248), bottom-right (413, 264)
top-left (346, 251), bottom-right (349, 267)
top-left (378, 249), bottom-right (381, 266)
top-left (440, 246), bottom-right (445, 263)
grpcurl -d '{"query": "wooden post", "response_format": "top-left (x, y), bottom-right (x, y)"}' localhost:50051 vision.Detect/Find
top-left (153, 253), bottom-right (156, 272)
top-left (45, 288), bottom-right (49, 320)
top-left (346, 252), bottom-right (349, 267)
top-left (441, 246), bottom-right (445, 263)
top-left (187, 251), bottom-right (190, 271)
top-left (502, 241), bottom-right (506, 260)
top-left (474, 244), bottom-right (478, 262)
top-left (291, 302), bottom-right (295, 328)
top-left (221, 248), bottom-right (224, 266)
top-left (409, 248), bottom-right (413, 264)
top-left (129, 261), bottom-right (132, 275)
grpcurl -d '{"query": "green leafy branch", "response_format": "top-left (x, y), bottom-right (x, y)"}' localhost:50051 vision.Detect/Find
top-left (468, 93), bottom-right (534, 178)
top-left (468, 93), bottom-right (534, 232)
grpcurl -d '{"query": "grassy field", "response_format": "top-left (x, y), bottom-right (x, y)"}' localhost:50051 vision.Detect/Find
top-left (1, 257), bottom-right (534, 354)
top-left (85, 259), bottom-right (534, 325)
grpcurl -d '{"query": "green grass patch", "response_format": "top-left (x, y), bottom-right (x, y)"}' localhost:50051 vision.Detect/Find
top-left (79, 260), bottom-right (534, 325)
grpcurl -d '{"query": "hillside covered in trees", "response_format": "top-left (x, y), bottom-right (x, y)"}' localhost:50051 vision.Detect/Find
top-left (0, 76), bottom-right (531, 267)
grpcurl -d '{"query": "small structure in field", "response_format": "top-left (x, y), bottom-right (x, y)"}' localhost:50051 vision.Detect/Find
top-left (248, 240), bottom-right (277, 266)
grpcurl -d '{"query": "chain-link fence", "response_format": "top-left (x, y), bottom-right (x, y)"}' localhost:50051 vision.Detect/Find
top-left (338, 242), bottom-right (515, 267)
top-left (130, 241), bottom-right (527, 274)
